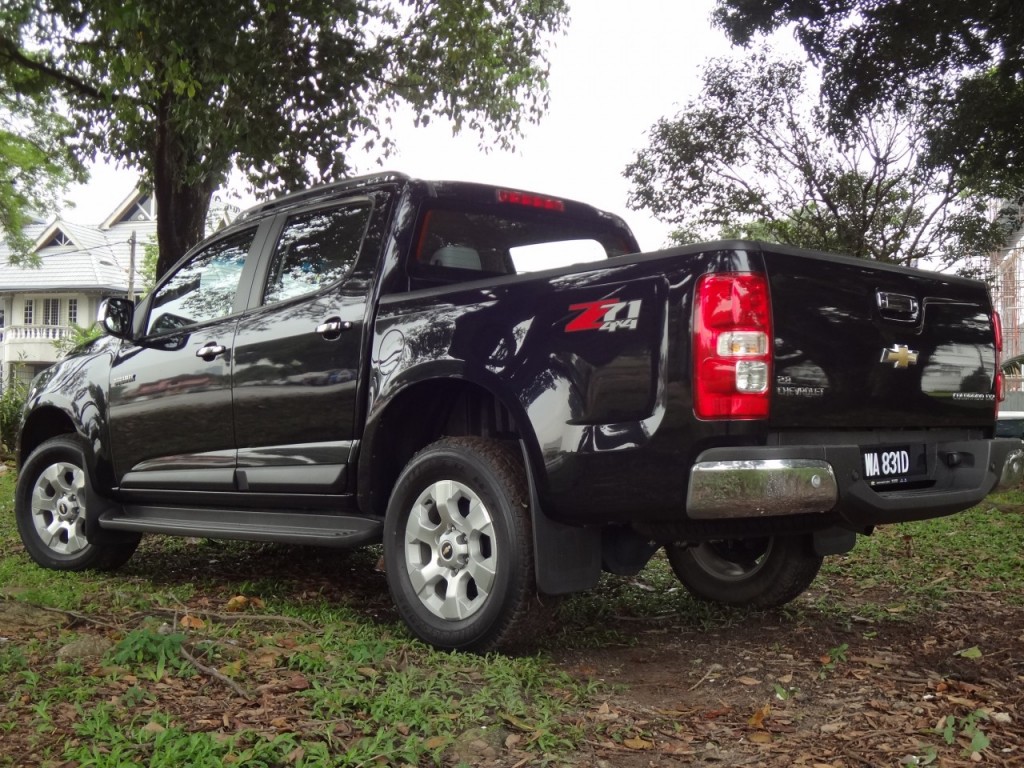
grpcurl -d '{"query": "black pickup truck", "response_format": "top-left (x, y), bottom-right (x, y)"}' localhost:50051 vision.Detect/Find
top-left (14, 173), bottom-right (1023, 651)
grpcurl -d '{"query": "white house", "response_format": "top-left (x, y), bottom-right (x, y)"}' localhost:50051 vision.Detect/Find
top-left (0, 189), bottom-right (154, 389)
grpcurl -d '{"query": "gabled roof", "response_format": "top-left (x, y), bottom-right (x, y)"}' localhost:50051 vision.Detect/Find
top-left (0, 226), bottom-right (141, 293)
top-left (101, 188), bottom-right (155, 230)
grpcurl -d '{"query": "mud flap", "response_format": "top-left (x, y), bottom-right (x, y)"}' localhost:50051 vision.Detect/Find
top-left (521, 443), bottom-right (602, 595)
top-left (812, 526), bottom-right (857, 556)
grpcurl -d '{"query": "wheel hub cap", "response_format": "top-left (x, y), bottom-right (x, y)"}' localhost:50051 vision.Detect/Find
top-left (402, 480), bottom-right (497, 621)
top-left (30, 461), bottom-right (90, 556)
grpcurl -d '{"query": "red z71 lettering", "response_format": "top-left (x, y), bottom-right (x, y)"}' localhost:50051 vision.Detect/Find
top-left (566, 299), bottom-right (643, 332)
top-left (566, 300), bottom-right (618, 332)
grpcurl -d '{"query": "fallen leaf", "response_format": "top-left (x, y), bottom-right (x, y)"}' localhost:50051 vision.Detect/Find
top-left (424, 736), bottom-right (446, 750)
top-left (180, 615), bottom-right (205, 630)
top-left (285, 747), bottom-right (304, 764)
top-left (357, 667), bottom-right (378, 678)
top-left (505, 734), bottom-right (522, 749)
top-left (623, 737), bottom-right (654, 750)
top-left (749, 703), bottom-right (772, 729)
top-left (777, 673), bottom-right (793, 684)
top-left (141, 721), bottom-right (165, 734)
top-left (737, 676), bottom-right (762, 686)
top-left (748, 731), bottom-right (773, 744)
top-left (225, 595), bottom-right (248, 612)
top-left (957, 646), bottom-right (983, 659)
top-left (820, 722), bottom-right (845, 734)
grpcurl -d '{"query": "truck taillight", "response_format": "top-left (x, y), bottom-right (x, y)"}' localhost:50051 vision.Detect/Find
top-left (694, 273), bottom-right (772, 419)
top-left (994, 311), bottom-right (1005, 403)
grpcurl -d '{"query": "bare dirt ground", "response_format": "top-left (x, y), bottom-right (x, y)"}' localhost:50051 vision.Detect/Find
top-left (2, 544), bottom-right (1022, 768)
top-left (554, 579), bottom-right (1024, 767)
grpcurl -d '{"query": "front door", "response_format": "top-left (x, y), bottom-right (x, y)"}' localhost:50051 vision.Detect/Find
top-left (108, 228), bottom-right (260, 493)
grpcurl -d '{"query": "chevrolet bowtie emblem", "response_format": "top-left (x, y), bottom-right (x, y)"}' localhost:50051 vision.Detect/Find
top-left (881, 345), bottom-right (919, 368)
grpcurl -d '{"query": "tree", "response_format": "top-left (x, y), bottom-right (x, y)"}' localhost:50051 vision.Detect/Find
top-left (624, 50), bottom-right (1012, 267)
top-left (0, 0), bottom-right (567, 277)
top-left (712, 0), bottom-right (1024, 195)
top-left (0, 51), bottom-right (84, 260)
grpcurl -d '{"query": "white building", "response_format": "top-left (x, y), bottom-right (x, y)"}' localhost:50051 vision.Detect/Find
top-left (0, 189), bottom-right (154, 389)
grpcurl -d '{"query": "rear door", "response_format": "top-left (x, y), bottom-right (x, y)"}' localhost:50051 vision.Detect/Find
top-left (231, 198), bottom-right (376, 495)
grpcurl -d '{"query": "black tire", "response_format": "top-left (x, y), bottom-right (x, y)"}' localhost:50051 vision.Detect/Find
top-left (15, 436), bottom-right (140, 571)
top-left (383, 437), bottom-right (537, 652)
top-left (666, 535), bottom-right (822, 608)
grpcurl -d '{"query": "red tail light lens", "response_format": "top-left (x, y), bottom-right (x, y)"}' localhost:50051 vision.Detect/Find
top-left (694, 273), bottom-right (772, 419)
top-left (994, 311), bottom-right (1005, 404)
top-left (496, 189), bottom-right (566, 212)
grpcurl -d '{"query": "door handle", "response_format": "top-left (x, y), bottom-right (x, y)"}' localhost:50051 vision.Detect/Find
top-left (195, 342), bottom-right (227, 361)
top-left (316, 318), bottom-right (352, 339)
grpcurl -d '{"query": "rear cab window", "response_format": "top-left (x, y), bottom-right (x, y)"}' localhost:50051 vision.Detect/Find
top-left (409, 194), bottom-right (637, 286)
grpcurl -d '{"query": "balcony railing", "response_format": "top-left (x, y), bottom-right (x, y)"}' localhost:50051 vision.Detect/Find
top-left (1, 324), bottom-right (72, 342)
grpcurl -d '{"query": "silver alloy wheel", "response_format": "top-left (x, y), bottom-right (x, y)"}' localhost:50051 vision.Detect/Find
top-left (30, 461), bottom-right (89, 556)
top-left (689, 539), bottom-right (772, 582)
top-left (403, 479), bottom-right (498, 620)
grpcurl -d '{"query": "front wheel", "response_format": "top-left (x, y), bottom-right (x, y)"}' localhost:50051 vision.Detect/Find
top-left (666, 535), bottom-right (822, 608)
top-left (15, 436), bottom-right (140, 571)
top-left (383, 437), bottom-right (537, 652)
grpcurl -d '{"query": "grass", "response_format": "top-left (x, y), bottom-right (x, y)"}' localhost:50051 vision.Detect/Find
top-left (0, 468), bottom-right (591, 767)
top-left (3, 461), bottom-right (1023, 767)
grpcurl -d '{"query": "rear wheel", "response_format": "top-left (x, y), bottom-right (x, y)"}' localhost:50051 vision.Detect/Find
top-left (383, 437), bottom-right (538, 652)
top-left (666, 535), bottom-right (822, 608)
top-left (16, 436), bottom-right (140, 571)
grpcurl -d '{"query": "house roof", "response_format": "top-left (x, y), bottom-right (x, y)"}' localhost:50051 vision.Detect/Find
top-left (0, 191), bottom-right (152, 294)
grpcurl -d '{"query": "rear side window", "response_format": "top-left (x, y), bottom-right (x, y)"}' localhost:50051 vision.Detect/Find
top-left (263, 203), bottom-right (372, 305)
top-left (147, 229), bottom-right (255, 335)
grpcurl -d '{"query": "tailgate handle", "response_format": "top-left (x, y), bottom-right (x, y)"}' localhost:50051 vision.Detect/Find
top-left (876, 291), bottom-right (920, 322)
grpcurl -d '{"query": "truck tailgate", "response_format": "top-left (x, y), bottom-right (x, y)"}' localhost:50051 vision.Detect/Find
top-left (764, 247), bottom-right (998, 430)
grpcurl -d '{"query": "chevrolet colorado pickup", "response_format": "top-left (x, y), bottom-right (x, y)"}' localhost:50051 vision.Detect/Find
top-left (14, 173), bottom-right (1023, 651)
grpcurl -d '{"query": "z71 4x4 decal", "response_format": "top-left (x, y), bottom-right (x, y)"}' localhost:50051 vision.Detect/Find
top-left (566, 299), bottom-right (642, 332)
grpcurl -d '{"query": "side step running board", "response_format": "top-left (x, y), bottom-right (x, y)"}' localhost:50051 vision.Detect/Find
top-left (99, 505), bottom-right (383, 548)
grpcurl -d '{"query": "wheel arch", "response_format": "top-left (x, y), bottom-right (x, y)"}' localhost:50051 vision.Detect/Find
top-left (19, 406), bottom-right (79, 467)
top-left (358, 374), bottom-right (538, 518)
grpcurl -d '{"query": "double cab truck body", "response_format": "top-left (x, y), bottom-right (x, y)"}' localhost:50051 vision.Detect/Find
top-left (15, 173), bottom-right (1023, 650)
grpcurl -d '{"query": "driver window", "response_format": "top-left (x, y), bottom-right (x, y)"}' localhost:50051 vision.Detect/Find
top-left (146, 230), bottom-right (255, 335)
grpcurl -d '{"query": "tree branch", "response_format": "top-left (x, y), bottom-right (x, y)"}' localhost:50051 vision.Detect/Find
top-left (1, 34), bottom-right (111, 103)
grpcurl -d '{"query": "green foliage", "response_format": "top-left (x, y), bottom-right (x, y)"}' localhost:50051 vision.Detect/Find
top-left (625, 48), bottom-right (1013, 267)
top-left (0, 361), bottom-right (27, 457)
top-left (51, 322), bottom-right (104, 357)
top-left (713, 0), bottom-right (1024, 196)
top-left (0, 36), bottom-right (85, 261)
top-left (0, 0), bottom-right (568, 276)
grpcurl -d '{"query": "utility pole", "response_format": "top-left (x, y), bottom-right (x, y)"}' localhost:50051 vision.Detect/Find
top-left (128, 230), bottom-right (137, 301)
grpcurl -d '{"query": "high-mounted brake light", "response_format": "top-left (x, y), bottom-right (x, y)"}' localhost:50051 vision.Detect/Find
top-left (497, 189), bottom-right (566, 212)
top-left (694, 272), bottom-right (773, 419)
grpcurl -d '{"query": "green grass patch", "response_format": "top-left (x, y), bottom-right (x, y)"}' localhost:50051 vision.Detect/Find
top-left (4, 460), bottom-right (1023, 766)
top-left (0, 465), bottom-right (591, 767)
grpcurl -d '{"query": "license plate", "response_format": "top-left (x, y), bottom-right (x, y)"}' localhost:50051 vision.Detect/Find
top-left (862, 444), bottom-right (923, 486)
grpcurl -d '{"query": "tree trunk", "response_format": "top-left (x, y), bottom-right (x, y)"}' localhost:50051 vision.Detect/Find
top-left (152, 92), bottom-right (218, 279)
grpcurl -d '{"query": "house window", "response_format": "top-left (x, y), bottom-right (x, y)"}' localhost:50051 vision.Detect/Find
top-left (43, 298), bottom-right (60, 326)
top-left (0, 307), bottom-right (4, 328)
top-left (42, 230), bottom-right (73, 248)
top-left (68, 298), bottom-right (78, 326)
top-left (23, 299), bottom-right (33, 325)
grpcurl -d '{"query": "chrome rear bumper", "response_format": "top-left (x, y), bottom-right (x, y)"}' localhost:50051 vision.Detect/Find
top-left (687, 459), bottom-right (838, 519)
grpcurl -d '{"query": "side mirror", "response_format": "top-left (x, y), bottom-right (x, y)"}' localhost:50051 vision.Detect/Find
top-left (97, 297), bottom-right (136, 340)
